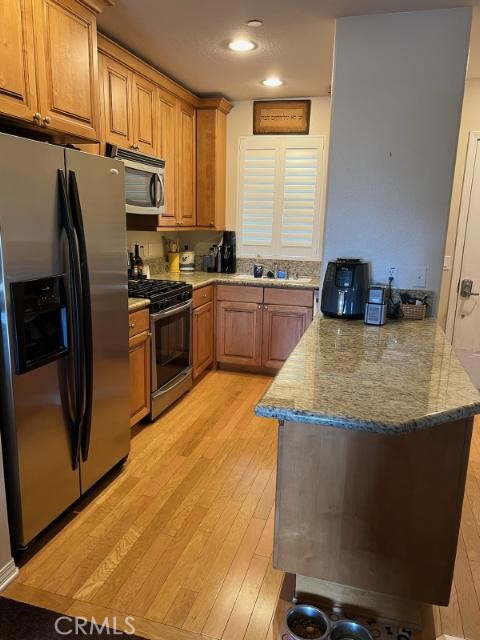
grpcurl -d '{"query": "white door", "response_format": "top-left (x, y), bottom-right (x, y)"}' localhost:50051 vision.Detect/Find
top-left (449, 133), bottom-right (480, 388)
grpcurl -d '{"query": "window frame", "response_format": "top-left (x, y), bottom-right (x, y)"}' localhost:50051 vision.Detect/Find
top-left (236, 134), bottom-right (326, 261)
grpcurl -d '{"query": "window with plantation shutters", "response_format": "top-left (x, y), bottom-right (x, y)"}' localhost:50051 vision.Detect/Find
top-left (237, 136), bottom-right (324, 259)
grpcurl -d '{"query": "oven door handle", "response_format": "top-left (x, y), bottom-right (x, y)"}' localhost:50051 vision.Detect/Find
top-left (150, 299), bottom-right (192, 320)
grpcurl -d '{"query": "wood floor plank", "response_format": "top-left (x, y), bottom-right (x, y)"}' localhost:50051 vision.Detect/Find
top-left (453, 529), bottom-right (480, 638)
top-left (201, 518), bottom-right (266, 638)
top-left (242, 557), bottom-right (284, 640)
top-left (220, 553), bottom-right (270, 640)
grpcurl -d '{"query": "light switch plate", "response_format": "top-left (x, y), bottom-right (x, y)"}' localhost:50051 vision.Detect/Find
top-left (414, 266), bottom-right (427, 288)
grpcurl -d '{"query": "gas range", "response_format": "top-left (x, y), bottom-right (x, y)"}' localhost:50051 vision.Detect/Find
top-left (128, 278), bottom-right (192, 314)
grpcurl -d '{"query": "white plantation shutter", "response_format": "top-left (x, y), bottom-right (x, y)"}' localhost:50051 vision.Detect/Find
top-left (238, 136), bottom-right (324, 259)
top-left (239, 147), bottom-right (276, 246)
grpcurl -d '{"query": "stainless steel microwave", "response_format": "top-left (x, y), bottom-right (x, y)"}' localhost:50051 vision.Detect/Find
top-left (106, 144), bottom-right (165, 215)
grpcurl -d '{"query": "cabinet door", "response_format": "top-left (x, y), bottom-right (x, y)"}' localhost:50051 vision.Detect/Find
top-left (193, 301), bottom-right (214, 379)
top-left (157, 89), bottom-right (178, 226)
top-left (262, 304), bottom-right (313, 369)
top-left (34, 0), bottom-right (100, 140)
top-left (196, 108), bottom-right (227, 229)
top-left (0, 0), bottom-right (38, 121)
top-left (177, 101), bottom-right (196, 226)
top-left (100, 53), bottom-right (133, 148)
top-left (129, 330), bottom-right (151, 426)
top-left (216, 301), bottom-right (262, 367)
top-left (132, 74), bottom-right (157, 155)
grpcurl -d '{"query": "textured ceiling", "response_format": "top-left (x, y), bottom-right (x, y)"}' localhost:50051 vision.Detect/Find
top-left (98, 0), bottom-right (480, 101)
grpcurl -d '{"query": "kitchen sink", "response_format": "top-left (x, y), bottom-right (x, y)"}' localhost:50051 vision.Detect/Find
top-left (231, 274), bottom-right (312, 283)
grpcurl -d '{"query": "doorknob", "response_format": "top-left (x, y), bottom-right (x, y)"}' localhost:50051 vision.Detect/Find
top-left (460, 279), bottom-right (480, 298)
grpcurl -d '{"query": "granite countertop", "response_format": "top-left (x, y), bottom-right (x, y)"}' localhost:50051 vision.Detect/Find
top-left (128, 272), bottom-right (319, 311)
top-left (255, 317), bottom-right (480, 434)
top-left (151, 271), bottom-right (320, 290)
top-left (128, 297), bottom-right (150, 312)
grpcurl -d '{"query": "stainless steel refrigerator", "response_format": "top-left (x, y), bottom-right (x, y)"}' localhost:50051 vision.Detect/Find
top-left (0, 133), bottom-right (130, 550)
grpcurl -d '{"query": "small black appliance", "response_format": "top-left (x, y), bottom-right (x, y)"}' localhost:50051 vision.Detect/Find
top-left (218, 230), bottom-right (236, 273)
top-left (321, 258), bottom-right (369, 319)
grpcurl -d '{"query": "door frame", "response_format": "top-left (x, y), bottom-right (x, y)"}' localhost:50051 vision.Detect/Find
top-left (446, 131), bottom-right (480, 342)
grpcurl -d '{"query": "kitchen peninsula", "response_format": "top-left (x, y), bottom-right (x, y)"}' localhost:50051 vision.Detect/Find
top-left (256, 317), bottom-right (480, 627)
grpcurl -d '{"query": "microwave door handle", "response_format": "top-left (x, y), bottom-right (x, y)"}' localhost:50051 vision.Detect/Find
top-left (154, 174), bottom-right (163, 207)
top-left (149, 174), bottom-right (156, 207)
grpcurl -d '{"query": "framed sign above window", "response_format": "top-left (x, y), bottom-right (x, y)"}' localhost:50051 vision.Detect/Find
top-left (253, 100), bottom-right (311, 135)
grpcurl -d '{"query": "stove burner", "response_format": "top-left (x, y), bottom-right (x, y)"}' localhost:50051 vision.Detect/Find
top-left (128, 279), bottom-right (192, 313)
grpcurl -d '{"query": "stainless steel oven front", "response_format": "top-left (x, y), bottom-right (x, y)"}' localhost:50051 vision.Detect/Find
top-left (150, 299), bottom-right (193, 420)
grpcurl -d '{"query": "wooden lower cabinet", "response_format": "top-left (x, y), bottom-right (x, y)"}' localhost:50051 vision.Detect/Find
top-left (216, 300), bottom-right (263, 367)
top-left (128, 309), bottom-right (151, 426)
top-left (262, 304), bottom-right (313, 369)
top-left (216, 285), bottom-right (314, 371)
top-left (193, 300), bottom-right (214, 379)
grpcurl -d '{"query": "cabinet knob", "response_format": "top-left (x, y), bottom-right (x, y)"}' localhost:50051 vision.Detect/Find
top-left (257, 304), bottom-right (262, 310)
top-left (264, 305), bottom-right (268, 310)
top-left (33, 112), bottom-right (42, 123)
top-left (129, 322), bottom-right (135, 328)
top-left (202, 293), bottom-right (207, 298)
top-left (210, 222), bottom-right (214, 226)
top-left (43, 116), bottom-right (51, 125)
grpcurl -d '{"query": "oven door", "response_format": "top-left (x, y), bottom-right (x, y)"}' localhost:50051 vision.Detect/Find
top-left (150, 300), bottom-right (192, 392)
top-left (123, 158), bottom-right (165, 215)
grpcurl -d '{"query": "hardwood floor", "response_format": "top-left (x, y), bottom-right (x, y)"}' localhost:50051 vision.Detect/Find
top-left (4, 370), bottom-right (480, 639)
top-left (4, 370), bottom-right (281, 640)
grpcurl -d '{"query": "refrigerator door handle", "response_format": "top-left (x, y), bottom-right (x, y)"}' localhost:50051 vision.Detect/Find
top-left (58, 170), bottom-right (84, 470)
top-left (68, 170), bottom-right (94, 463)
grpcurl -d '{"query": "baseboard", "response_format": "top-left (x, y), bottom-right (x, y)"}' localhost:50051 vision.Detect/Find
top-left (0, 559), bottom-right (18, 592)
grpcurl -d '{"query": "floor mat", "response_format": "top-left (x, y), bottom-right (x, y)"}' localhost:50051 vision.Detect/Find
top-left (0, 596), bottom-right (148, 639)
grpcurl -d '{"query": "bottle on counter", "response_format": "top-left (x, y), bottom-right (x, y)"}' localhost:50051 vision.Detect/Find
top-left (134, 243), bottom-right (144, 278)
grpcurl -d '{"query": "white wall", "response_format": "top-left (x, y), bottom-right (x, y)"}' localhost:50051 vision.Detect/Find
top-left (225, 97), bottom-right (331, 231)
top-left (438, 78), bottom-right (480, 327)
top-left (322, 9), bottom-right (471, 301)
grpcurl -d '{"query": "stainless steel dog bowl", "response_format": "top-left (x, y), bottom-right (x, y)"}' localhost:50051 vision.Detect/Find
top-left (285, 604), bottom-right (330, 640)
top-left (329, 620), bottom-right (374, 640)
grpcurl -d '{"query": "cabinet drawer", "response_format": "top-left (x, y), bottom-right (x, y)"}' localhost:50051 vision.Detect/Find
top-left (264, 288), bottom-right (314, 307)
top-left (216, 284), bottom-right (263, 303)
top-left (129, 308), bottom-right (149, 338)
top-left (193, 284), bottom-right (214, 309)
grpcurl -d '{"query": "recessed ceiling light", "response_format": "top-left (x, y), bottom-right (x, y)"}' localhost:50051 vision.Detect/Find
top-left (228, 40), bottom-right (256, 52)
top-left (247, 19), bottom-right (263, 27)
top-left (261, 77), bottom-right (284, 87)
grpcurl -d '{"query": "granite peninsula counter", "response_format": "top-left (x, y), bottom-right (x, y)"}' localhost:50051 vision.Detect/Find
top-left (255, 317), bottom-right (480, 623)
top-left (255, 317), bottom-right (480, 433)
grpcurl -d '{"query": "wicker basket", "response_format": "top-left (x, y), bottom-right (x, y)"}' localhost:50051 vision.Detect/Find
top-left (401, 303), bottom-right (427, 320)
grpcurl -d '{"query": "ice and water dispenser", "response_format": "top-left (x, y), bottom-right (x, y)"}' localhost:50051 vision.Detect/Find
top-left (10, 276), bottom-right (68, 374)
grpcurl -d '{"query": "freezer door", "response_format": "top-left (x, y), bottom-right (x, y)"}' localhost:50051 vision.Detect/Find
top-left (65, 150), bottom-right (130, 492)
top-left (0, 133), bottom-right (81, 548)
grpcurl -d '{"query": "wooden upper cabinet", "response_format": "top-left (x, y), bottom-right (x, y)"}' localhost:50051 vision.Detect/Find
top-left (196, 98), bottom-right (233, 230)
top-left (33, 0), bottom-right (100, 140)
top-left (157, 88), bottom-right (178, 226)
top-left (132, 74), bottom-right (157, 155)
top-left (177, 101), bottom-right (196, 226)
top-left (100, 53), bottom-right (133, 148)
top-left (0, 0), bottom-right (38, 122)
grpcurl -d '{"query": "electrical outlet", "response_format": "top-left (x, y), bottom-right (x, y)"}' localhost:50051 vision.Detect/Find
top-left (414, 266), bottom-right (427, 288)
top-left (386, 266), bottom-right (398, 284)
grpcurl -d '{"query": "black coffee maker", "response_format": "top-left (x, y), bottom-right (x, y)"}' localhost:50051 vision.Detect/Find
top-left (321, 258), bottom-right (369, 318)
top-left (217, 230), bottom-right (236, 273)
